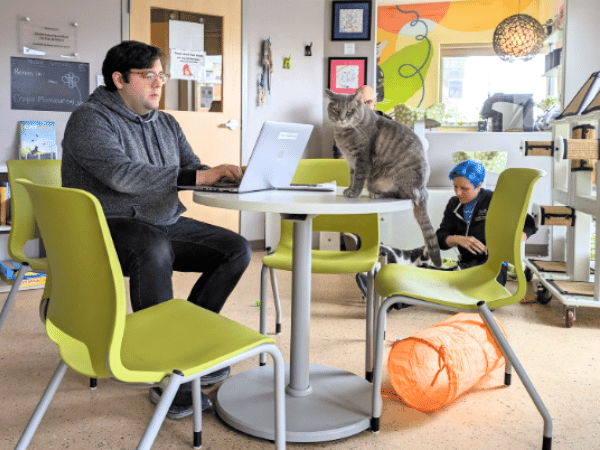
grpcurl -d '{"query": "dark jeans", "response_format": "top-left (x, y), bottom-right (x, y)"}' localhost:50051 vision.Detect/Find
top-left (107, 216), bottom-right (252, 314)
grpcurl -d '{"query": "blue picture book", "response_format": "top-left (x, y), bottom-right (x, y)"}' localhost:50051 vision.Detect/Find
top-left (19, 121), bottom-right (57, 159)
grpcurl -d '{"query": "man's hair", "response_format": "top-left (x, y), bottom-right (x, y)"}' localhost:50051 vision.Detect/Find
top-left (102, 41), bottom-right (166, 92)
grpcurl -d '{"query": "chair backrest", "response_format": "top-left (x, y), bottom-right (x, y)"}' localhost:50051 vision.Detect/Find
top-left (292, 158), bottom-right (351, 187)
top-left (278, 159), bottom-right (379, 261)
top-left (7, 160), bottom-right (61, 266)
top-left (483, 168), bottom-right (543, 303)
top-left (18, 180), bottom-right (127, 379)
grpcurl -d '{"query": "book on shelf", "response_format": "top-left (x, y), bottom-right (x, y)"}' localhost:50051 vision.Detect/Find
top-left (0, 186), bottom-right (6, 226)
top-left (19, 120), bottom-right (58, 160)
top-left (2, 181), bottom-right (10, 226)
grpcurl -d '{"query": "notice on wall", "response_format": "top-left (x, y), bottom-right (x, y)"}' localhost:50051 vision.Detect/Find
top-left (11, 57), bottom-right (90, 112)
top-left (19, 18), bottom-right (78, 58)
top-left (170, 49), bottom-right (205, 81)
top-left (200, 85), bottom-right (214, 109)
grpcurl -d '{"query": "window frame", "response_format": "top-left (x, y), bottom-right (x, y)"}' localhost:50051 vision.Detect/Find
top-left (438, 43), bottom-right (547, 128)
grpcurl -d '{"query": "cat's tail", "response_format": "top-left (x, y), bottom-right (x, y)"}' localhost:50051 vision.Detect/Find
top-left (412, 189), bottom-right (442, 267)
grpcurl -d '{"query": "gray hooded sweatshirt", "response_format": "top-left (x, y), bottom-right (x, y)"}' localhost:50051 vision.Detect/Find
top-left (62, 86), bottom-right (205, 226)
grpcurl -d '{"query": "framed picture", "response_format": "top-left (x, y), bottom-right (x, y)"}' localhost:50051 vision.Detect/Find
top-left (328, 57), bottom-right (367, 94)
top-left (331, 1), bottom-right (372, 41)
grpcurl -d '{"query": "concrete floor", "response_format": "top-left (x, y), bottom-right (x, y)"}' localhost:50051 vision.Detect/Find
top-left (1, 251), bottom-right (599, 449)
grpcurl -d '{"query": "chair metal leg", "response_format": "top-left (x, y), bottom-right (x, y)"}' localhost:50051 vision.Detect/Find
top-left (260, 265), bottom-right (284, 366)
top-left (0, 264), bottom-right (28, 332)
top-left (264, 344), bottom-right (287, 450)
top-left (269, 268), bottom-right (282, 334)
top-left (136, 370), bottom-right (183, 450)
top-left (259, 265), bottom-right (269, 366)
top-left (90, 378), bottom-right (98, 389)
top-left (192, 377), bottom-right (202, 448)
top-left (15, 360), bottom-right (68, 450)
top-left (365, 267), bottom-right (378, 382)
top-left (478, 301), bottom-right (553, 450)
top-left (371, 296), bottom-right (396, 432)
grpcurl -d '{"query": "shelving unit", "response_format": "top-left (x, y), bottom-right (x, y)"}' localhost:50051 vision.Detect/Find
top-left (524, 110), bottom-right (600, 327)
top-left (0, 164), bottom-right (45, 293)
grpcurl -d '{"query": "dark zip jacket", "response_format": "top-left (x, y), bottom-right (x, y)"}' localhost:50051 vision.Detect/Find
top-left (436, 188), bottom-right (537, 268)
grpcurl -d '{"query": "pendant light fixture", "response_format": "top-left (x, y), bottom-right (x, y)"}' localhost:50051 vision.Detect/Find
top-left (493, 1), bottom-right (545, 62)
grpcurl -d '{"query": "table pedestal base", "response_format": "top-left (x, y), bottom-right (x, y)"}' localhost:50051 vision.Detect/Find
top-left (215, 364), bottom-right (372, 442)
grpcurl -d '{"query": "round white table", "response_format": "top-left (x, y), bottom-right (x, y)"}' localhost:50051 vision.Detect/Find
top-left (193, 187), bottom-right (411, 442)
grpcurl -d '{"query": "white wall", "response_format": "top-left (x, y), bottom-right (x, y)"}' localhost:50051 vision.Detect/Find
top-left (242, 0), bottom-right (378, 242)
top-left (322, 0), bottom-right (378, 158)
top-left (562, 0), bottom-right (600, 106)
top-left (0, 0), bottom-right (122, 161)
top-left (240, 0), bottom-right (329, 240)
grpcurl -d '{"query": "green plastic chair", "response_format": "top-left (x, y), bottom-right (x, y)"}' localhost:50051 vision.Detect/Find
top-left (0, 160), bottom-right (61, 333)
top-left (260, 159), bottom-right (381, 380)
top-left (14, 180), bottom-right (286, 450)
top-left (370, 168), bottom-right (553, 450)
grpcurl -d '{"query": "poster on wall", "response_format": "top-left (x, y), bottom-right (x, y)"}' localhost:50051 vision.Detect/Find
top-left (328, 57), bottom-right (367, 94)
top-left (11, 57), bottom-right (89, 112)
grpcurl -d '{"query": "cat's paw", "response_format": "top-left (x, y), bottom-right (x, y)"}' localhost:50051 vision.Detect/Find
top-left (343, 188), bottom-right (360, 198)
top-left (368, 192), bottom-right (383, 199)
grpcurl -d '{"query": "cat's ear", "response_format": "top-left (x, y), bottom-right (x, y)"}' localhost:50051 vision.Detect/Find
top-left (324, 89), bottom-right (336, 100)
top-left (352, 89), bottom-right (364, 102)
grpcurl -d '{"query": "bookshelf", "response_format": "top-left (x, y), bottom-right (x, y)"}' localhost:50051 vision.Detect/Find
top-left (0, 164), bottom-right (45, 293)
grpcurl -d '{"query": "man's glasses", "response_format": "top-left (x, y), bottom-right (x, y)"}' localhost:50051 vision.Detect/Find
top-left (129, 70), bottom-right (170, 84)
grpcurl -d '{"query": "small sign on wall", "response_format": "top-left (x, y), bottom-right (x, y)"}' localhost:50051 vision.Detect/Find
top-left (19, 17), bottom-right (79, 58)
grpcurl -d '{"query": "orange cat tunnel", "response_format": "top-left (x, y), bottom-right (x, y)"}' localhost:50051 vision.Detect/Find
top-left (387, 313), bottom-right (507, 412)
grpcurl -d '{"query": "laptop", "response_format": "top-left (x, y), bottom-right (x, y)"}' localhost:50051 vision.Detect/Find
top-left (182, 121), bottom-right (335, 194)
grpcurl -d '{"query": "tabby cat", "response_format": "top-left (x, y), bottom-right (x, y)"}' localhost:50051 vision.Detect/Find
top-left (325, 88), bottom-right (442, 267)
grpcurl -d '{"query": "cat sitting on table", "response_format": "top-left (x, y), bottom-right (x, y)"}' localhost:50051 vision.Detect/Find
top-left (325, 88), bottom-right (442, 267)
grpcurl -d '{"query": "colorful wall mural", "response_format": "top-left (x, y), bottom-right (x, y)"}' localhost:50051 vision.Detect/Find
top-left (376, 0), bottom-right (556, 116)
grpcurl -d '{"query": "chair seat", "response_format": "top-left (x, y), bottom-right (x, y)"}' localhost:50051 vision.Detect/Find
top-left (119, 299), bottom-right (275, 383)
top-left (374, 263), bottom-right (513, 310)
top-left (264, 249), bottom-right (378, 274)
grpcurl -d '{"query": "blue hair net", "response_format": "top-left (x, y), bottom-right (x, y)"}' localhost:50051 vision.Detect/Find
top-left (449, 159), bottom-right (486, 188)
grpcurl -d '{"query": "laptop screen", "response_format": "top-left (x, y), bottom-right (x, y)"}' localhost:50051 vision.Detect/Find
top-left (236, 121), bottom-right (314, 193)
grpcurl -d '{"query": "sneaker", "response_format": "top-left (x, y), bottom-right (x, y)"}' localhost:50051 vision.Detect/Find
top-left (149, 386), bottom-right (212, 420)
top-left (202, 366), bottom-right (230, 387)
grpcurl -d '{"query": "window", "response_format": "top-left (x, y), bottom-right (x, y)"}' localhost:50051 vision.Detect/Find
top-left (440, 44), bottom-right (546, 126)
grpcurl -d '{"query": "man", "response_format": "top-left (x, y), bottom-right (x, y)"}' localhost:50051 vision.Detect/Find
top-left (62, 41), bottom-right (251, 419)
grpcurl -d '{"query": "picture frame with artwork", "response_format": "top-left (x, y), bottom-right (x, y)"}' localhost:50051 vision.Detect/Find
top-left (328, 57), bottom-right (367, 94)
top-left (331, 1), bottom-right (372, 41)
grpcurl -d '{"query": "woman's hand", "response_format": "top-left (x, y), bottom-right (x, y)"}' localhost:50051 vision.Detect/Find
top-left (447, 235), bottom-right (487, 255)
